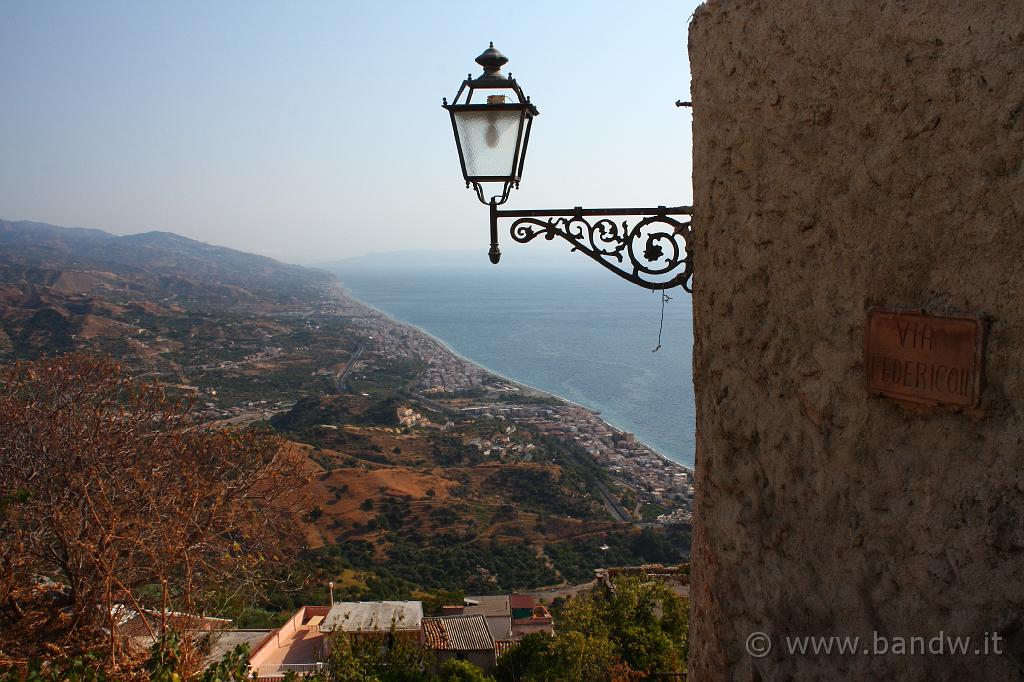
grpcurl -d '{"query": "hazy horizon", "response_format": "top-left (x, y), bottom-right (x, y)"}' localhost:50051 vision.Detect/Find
top-left (0, 1), bottom-right (699, 264)
top-left (1, 213), bottom-right (605, 269)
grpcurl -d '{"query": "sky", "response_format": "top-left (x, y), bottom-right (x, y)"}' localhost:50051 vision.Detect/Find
top-left (0, 1), bottom-right (701, 265)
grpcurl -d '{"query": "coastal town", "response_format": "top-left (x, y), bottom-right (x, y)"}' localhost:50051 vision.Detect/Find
top-left (134, 282), bottom-right (694, 526)
top-left (327, 288), bottom-right (695, 525)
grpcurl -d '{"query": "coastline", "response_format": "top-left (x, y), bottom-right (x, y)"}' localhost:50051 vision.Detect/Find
top-left (333, 282), bottom-right (692, 475)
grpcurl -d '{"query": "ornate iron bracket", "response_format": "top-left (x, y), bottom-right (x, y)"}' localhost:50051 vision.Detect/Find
top-left (490, 203), bottom-right (693, 291)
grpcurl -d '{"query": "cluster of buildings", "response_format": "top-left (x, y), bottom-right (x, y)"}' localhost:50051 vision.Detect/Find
top-left (118, 563), bottom-right (687, 680)
top-left (396, 406), bottom-right (427, 428)
top-left (460, 401), bottom-right (695, 520)
top-left (329, 297), bottom-right (489, 394)
top-left (418, 355), bottom-right (488, 394)
top-left (196, 397), bottom-right (295, 424)
top-left (463, 423), bottom-right (537, 461)
top-left (326, 294), bottom-right (695, 522)
top-left (225, 595), bottom-right (553, 680)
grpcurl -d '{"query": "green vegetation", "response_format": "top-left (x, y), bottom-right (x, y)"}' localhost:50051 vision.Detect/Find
top-left (639, 502), bottom-right (669, 522)
top-left (385, 536), bottom-right (557, 593)
top-left (305, 630), bottom-right (434, 682)
top-left (481, 468), bottom-right (600, 520)
top-left (545, 528), bottom-right (690, 584)
top-left (495, 632), bottom-right (614, 682)
top-left (495, 575), bottom-right (688, 681)
top-left (435, 660), bottom-right (494, 682)
top-left (268, 522), bottom-right (689, 611)
top-left (428, 432), bottom-right (482, 466)
top-left (347, 358), bottom-right (426, 396)
top-left (231, 605), bottom-right (288, 629)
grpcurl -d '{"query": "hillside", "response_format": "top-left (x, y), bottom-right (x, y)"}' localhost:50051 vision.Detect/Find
top-left (0, 219), bottom-right (691, 620)
top-left (0, 219), bottom-right (330, 303)
top-left (0, 219), bottom-right (334, 363)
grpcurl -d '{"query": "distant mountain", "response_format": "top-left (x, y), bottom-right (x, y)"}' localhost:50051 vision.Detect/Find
top-left (0, 219), bottom-right (332, 302)
top-left (0, 218), bottom-right (334, 359)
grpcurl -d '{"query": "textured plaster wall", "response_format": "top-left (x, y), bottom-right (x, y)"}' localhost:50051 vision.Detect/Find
top-left (687, 2), bottom-right (1024, 679)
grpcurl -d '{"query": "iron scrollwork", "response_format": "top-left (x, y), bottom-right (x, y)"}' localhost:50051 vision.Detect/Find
top-left (507, 209), bottom-right (693, 291)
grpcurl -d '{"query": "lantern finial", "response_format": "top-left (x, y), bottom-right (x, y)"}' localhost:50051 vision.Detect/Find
top-left (474, 44), bottom-right (509, 82)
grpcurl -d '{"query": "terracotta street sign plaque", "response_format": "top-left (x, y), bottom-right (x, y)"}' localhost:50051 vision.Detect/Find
top-left (865, 308), bottom-right (984, 407)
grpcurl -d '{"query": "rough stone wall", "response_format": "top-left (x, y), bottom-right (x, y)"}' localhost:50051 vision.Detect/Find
top-left (688, 2), bottom-right (1024, 679)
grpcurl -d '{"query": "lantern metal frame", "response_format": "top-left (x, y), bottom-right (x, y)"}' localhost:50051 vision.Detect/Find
top-left (444, 44), bottom-right (693, 291)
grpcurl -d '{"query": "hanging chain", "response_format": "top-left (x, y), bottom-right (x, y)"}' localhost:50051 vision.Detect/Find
top-left (652, 292), bottom-right (672, 352)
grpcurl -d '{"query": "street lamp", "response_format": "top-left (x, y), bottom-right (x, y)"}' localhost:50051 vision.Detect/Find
top-left (443, 44), bottom-right (693, 291)
top-left (443, 43), bottom-right (538, 264)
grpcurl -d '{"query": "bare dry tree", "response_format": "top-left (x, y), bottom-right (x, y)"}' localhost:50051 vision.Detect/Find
top-left (0, 354), bottom-right (309, 673)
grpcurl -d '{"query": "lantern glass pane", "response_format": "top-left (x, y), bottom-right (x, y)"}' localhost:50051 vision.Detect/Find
top-left (453, 109), bottom-right (523, 179)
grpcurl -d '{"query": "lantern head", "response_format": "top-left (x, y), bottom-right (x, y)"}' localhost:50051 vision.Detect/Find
top-left (443, 43), bottom-right (538, 206)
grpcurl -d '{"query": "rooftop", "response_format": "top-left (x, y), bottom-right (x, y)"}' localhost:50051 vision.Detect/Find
top-left (117, 607), bottom-right (230, 637)
top-left (248, 607), bottom-right (329, 679)
top-left (206, 630), bottom-right (273, 666)
top-left (324, 601), bottom-right (423, 632)
top-left (508, 595), bottom-right (536, 610)
top-left (422, 615), bottom-right (494, 652)
top-left (462, 595), bottom-right (510, 617)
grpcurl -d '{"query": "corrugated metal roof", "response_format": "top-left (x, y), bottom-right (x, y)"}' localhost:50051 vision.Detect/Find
top-left (422, 615), bottom-right (495, 651)
top-left (323, 601), bottom-right (423, 632)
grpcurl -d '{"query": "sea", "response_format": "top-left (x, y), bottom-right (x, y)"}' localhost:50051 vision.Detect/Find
top-left (330, 252), bottom-right (695, 468)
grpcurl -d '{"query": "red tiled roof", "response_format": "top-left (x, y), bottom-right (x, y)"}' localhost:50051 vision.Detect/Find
top-left (422, 615), bottom-right (494, 652)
